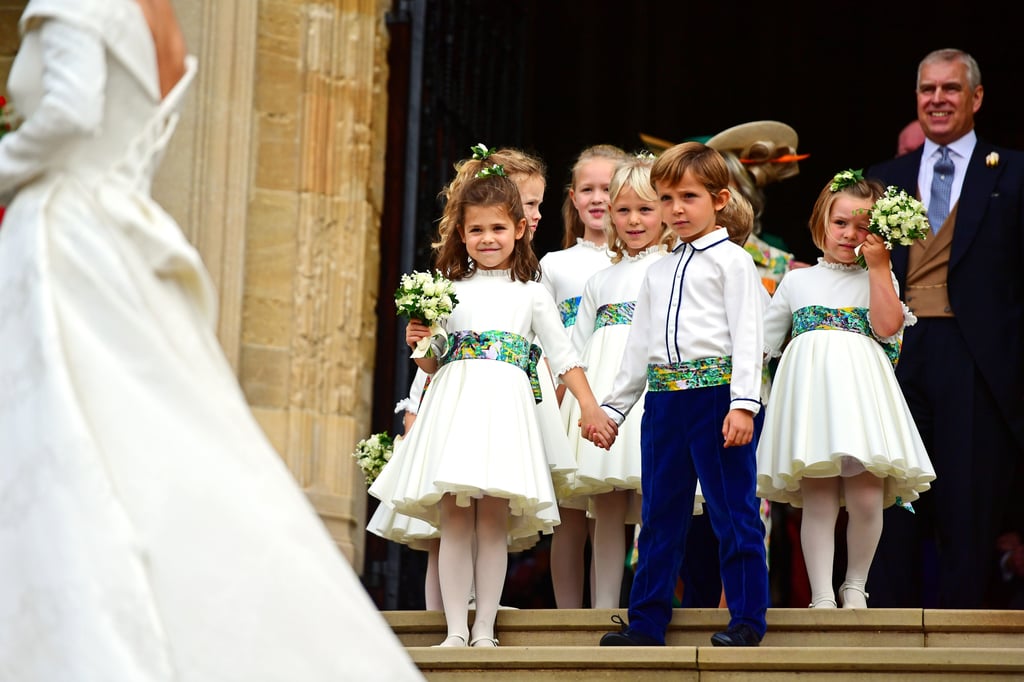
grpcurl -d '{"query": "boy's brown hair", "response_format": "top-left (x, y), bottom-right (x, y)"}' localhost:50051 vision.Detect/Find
top-left (651, 141), bottom-right (731, 198)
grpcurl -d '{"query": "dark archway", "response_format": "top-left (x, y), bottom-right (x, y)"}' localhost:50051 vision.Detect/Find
top-left (366, 0), bottom-right (1022, 610)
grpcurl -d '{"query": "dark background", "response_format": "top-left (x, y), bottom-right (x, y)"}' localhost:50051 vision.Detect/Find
top-left (364, 0), bottom-right (1023, 610)
top-left (520, 1), bottom-right (1023, 264)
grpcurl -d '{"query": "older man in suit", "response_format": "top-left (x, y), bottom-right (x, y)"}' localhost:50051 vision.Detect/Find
top-left (866, 48), bottom-right (1024, 608)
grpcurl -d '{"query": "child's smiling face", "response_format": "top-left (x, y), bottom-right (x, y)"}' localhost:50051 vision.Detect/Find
top-left (459, 204), bottom-right (526, 270)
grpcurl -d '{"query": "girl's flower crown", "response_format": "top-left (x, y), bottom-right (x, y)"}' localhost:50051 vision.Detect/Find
top-left (829, 168), bottom-right (865, 192)
top-left (476, 163), bottom-right (506, 178)
top-left (470, 142), bottom-right (493, 161)
top-left (635, 149), bottom-right (656, 160)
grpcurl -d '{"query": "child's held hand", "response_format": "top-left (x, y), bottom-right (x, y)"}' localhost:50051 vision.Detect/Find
top-left (579, 405), bottom-right (618, 451)
top-left (722, 408), bottom-right (754, 447)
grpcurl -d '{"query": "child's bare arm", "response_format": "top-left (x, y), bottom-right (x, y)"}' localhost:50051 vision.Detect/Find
top-left (722, 408), bottom-right (754, 447)
top-left (860, 233), bottom-right (904, 337)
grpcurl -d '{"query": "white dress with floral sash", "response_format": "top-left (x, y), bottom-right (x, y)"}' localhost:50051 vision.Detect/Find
top-left (538, 238), bottom-right (611, 508)
top-left (561, 247), bottom-right (703, 518)
top-left (756, 260), bottom-right (936, 508)
top-left (369, 268), bottom-right (582, 546)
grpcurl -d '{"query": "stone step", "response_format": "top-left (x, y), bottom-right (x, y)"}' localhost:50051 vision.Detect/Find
top-left (385, 608), bottom-right (1024, 680)
top-left (384, 607), bottom-right (1024, 649)
top-left (406, 646), bottom-right (1024, 681)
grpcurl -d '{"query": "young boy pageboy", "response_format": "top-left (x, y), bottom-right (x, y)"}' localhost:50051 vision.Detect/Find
top-left (581, 141), bottom-right (769, 647)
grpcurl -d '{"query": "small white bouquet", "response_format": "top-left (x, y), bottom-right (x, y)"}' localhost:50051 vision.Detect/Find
top-left (856, 186), bottom-right (930, 269)
top-left (394, 270), bottom-right (459, 358)
top-left (352, 431), bottom-right (400, 486)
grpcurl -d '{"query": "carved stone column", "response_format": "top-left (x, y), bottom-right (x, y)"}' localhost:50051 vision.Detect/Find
top-left (240, 0), bottom-right (392, 569)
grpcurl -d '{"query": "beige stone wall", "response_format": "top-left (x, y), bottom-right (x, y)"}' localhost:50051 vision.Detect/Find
top-left (238, 0), bottom-right (391, 570)
top-left (0, 0), bottom-right (391, 572)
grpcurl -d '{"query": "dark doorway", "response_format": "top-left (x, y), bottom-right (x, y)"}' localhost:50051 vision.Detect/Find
top-left (365, 0), bottom-right (1022, 610)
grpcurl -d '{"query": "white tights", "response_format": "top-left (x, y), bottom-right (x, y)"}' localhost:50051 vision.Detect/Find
top-left (438, 495), bottom-right (508, 644)
top-left (590, 490), bottom-right (629, 608)
top-left (550, 506), bottom-right (595, 608)
top-left (800, 472), bottom-right (883, 608)
top-left (424, 539), bottom-right (442, 611)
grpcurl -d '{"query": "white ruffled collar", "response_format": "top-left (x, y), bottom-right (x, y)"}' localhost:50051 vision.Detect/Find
top-left (817, 257), bottom-right (862, 272)
top-left (472, 267), bottom-right (513, 278)
top-left (620, 245), bottom-right (666, 263)
top-left (576, 237), bottom-right (609, 252)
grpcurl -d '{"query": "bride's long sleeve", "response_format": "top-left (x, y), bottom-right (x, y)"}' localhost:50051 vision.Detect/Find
top-left (0, 18), bottom-right (106, 199)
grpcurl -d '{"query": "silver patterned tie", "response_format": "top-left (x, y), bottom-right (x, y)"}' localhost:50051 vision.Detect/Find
top-left (928, 146), bottom-right (954, 232)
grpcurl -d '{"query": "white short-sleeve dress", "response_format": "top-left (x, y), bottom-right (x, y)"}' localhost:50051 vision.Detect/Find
top-left (756, 260), bottom-right (936, 508)
top-left (369, 268), bottom-right (583, 546)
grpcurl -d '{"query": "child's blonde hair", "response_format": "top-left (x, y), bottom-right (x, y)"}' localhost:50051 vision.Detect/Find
top-left (434, 148), bottom-right (547, 250)
top-left (603, 156), bottom-right (675, 263)
top-left (560, 144), bottom-right (628, 249)
top-left (808, 172), bottom-right (885, 252)
top-left (434, 172), bottom-right (537, 283)
top-left (719, 191), bottom-right (755, 247)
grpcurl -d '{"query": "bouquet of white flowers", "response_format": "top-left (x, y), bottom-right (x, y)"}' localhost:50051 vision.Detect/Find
top-left (352, 432), bottom-right (400, 486)
top-left (394, 270), bottom-right (459, 358)
top-left (856, 186), bottom-right (930, 269)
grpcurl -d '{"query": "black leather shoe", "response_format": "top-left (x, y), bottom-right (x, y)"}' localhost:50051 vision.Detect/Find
top-left (710, 624), bottom-right (762, 647)
top-left (599, 615), bottom-right (664, 646)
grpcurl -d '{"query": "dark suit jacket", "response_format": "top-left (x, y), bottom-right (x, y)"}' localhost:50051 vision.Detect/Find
top-left (867, 139), bottom-right (1024, 451)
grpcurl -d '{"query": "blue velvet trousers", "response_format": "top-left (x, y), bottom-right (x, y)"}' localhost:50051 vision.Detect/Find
top-left (627, 384), bottom-right (769, 642)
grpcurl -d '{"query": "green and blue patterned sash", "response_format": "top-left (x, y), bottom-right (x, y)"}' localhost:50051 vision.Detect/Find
top-left (594, 301), bottom-right (635, 330)
top-left (440, 330), bottom-right (543, 402)
top-left (647, 356), bottom-right (732, 392)
top-left (791, 305), bottom-right (901, 367)
top-left (558, 296), bottom-right (582, 327)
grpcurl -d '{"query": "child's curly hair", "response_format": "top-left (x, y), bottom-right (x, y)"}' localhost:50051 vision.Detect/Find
top-left (434, 173), bottom-right (538, 283)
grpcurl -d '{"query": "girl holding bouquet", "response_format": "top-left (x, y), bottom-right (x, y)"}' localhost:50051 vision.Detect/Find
top-left (756, 170), bottom-right (935, 609)
top-left (369, 146), bottom-right (555, 612)
top-left (370, 168), bottom-right (616, 648)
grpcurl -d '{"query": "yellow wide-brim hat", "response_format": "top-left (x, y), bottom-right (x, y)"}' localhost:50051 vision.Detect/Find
top-left (641, 120), bottom-right (808, 163)
top-left (640, 120), bottom-right (809, 186)
top-left (706, 120), bottom-right (798, 153)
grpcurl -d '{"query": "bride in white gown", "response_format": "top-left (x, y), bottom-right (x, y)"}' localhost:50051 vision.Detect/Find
top-left (0, 1), bottom-right (422, 680)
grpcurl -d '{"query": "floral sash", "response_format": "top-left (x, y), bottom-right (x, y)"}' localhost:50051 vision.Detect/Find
top-left (791, 305), bottom-right (901, 367)
top-left (440, 330), bottom-right (543, 402)
top-left (558, 296), bottom-right (582, 328)
top-left (594, 301), bottom-right (635, 330)
top-left (647, 356), bottom-right (732, 392)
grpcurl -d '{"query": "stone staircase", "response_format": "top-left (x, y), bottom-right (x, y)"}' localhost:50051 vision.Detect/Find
top-left (384, 608), bottom-right (1024, 680)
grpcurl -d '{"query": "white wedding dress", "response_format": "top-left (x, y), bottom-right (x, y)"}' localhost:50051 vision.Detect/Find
top-left (0, 2), bottom-right (422, 680)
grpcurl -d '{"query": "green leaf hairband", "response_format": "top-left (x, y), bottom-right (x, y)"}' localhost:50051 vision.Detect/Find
top-left (829, 168), bottom-right (865, 192)
top-left (470, 142), bottom-right (493, 160)
top-left (476, 163), bottom-right (506, 178)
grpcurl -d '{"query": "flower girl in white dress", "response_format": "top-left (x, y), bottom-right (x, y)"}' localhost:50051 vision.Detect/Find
top-left (540, 144), bottom-right (623, 608)
top-left (756, 171), bottom-right (935, 609)
top-left (370, 167), bottom-right (616, 647)
top-left (559, 155), bottom-right (677, 607)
